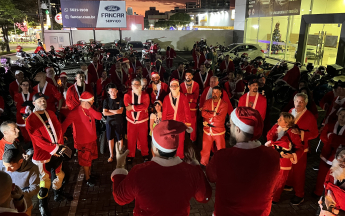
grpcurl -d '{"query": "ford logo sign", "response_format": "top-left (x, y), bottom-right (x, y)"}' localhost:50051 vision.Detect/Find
top-left (105, 5), bottom-right (120, 11)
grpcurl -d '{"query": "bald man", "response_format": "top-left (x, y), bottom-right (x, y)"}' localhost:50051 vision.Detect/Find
top-left (0, 171), bottom-right (27, 215)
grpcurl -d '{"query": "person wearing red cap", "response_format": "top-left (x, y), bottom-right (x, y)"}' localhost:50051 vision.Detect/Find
top-left (162, 79), bottom-right (192, 159)
top-left (147, 72), bottom-right (169, 105)
top-left (238, 78), bottom-right (267, 121)
top-left (33, 71), bottom-right (63, 113)
top-left (111, 120), bottom-right (212, 215)
top-left (170, 62), bottom-right (185, 83)
top-left (87, 55), bottom-right (103, 85)
top-left (314, 108), bottom-right (345, 197)
top-left (57, 72), bottom-right (72, 119)
top-left (62, 91), bottom-right (102, 187)
top-left (220, 54), bottom-right (235, 73)
top-left (199, 76), bottom-right (233, 116)
top-left (66, 71), bottom-right (93, 111)
top-left (285, 93), bottom-right (318, 205)
top-left (26, 92), bottom-right (71, 215)
top-left (206, 107), bottom-right (280, 216)
top-left (9, 70), bottom-right (24, 99)
top-left (165, 46), bottom-right (176, 69)
top-left (180, 70), bottom-right (199, 142)
top-left (124, 78), bottom-right (150, 161)
top-left (200, 86), bottom-right (228, 166)
top-left (194, 63), bottom-right (213, 93)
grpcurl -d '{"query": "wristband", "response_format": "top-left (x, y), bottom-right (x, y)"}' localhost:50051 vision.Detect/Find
top-left (14, 194), bottom-right (24, 201)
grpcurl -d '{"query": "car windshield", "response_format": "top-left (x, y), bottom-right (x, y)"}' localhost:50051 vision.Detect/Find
top-left (228, 44), bottom-right (238, 50)
top-left (128, 42), bottom-right (143, 48)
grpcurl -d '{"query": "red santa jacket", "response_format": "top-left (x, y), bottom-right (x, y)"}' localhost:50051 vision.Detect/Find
top-left (14, 92), bottom-right (33, 126)
top-left (9, 80), bottom-right (20, 99)
top-left (206, 144), bottom-right (280, 216)
top-left (238, 92), bottom-right (267, 120)
top-left (224, 80), bottom-right (235, 99)
top-left (87, 63), bottom-right (103, 84)
top-left (193, 71), bottom-right (213, 93)
top-left (66, 83), bottom-right (93, 111)
top-left (46, 77), bottom-right (58, 87)
top-left (162, 92), bottom-right (191, 125)
top-left (33, 81), bottom-right (63, 113)
top-left (129, 60), bottom-right (143, 74)
top-left (0, 96), bottom-right (4, 113)
top-left (320, 90), bottom-right (336, 110)
top-left (199, 87), bottom-right (233, 115)
top-left (282, 66), bottom-right (300, 90)
top-left (170, 70), bottom-right (186, 83)
top-left (202, 99), bottom-right (228, 136)
top-left (320, 122), bottom-right (345, 165)
top-left (324, 96), bottom-right (345, 125)
top-left (289, 108), bottom-right (319, 152)
top-left (147, 82), bottom-right (169, 105)
top-left (112, 157), bottom-right (212, 216)
top-left (324, 170), bottom-right (345, 211)
top-left (266, 124), bottom-right (303, 169)
top-left (234, 79), bottom-right (245, 96)
top-left (96, 77), bottom-right (111, 98)
top-left (193, 53), bottom-right (206, 69)
top-left (26, 110), bottom-right (63, 164)
top-left (166, 48), bottom-right (176, 59)
top-left (109, 67), bottom-right (129, 90)
top-left (220, 60), bottom-right (235, 73)
top-left (180, 81), bottom-right (199, 113)
top-left (123, 91), bottom-right (150, 124)
top-left (62, 106), bottom-right (102, 144)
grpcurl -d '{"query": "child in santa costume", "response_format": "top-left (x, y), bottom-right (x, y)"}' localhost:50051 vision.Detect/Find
top-left (180, 70), bottom-right (199, 142)
top-left (162, 79), bottom-right (192, 159)
top-left (200, 86), bottom-right (228, 166)
top-left (66, 71), bottom-right (93, 111)
top-left (266, 112), bottom-right (303, 203)
top-left (26, 93), bottom-right (72, 216)
top-left (123, 78), bottom-right (150, 162)
top-left (206, 107), bottom-right (280, 216)
top-left (314, 108), bottom-right (345, 197)
top-left (62, 91), bottom-right (102, 187)
top-left (111, 120), bottom-right (212, 216)
top-left (147, 72), bottom-right (169, 105)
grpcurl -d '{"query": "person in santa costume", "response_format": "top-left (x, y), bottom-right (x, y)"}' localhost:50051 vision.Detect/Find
top-left (193, 48), bottom-right (206, 70)
top-left (320, 82), bottom-right (342, 113)
top-left (9, 70), bottom-right (24, 99)
top-left (162, 79), bottom-right (192, 159)
top-left (13, 78), bottom-right (33, 143)
top-left (87, 55), bottom-right (104, 86)
top-left (281, 62), bottom-right (301, 90)
top-left (153, 59), bottom-right (166, 82)
top-left (206, 107), bottom-right (280, 216)
top-left (45, 67), bottom-right (58, 87)
top-left (238, 78), bottom-right (267, 121)
top-left (314, 108), bottom-right (345, 197)
top-left (80, 63), bottom-right (90, 85)
top-left (265, 112), bottom-right (303, 204)
top-left (129, 53), bottom-right (142, 75)
top-left (109, 61), bottom-right (129, 95)
top-left (223, 72), bottom-right (235, 99)
top-left (26, 93), bottom-right (72, 216)
top-left (170, 62), bottom-right (186, 83)
top-left (233, 71), bottom-right (246, 100)
top-left (284, 93), bottom-right (319, 205)
top-left (165, 46), bottom-right (176, 69)
top-left (199, 76), bottom-right (233, 116)
top-left (142, 59), bottom-right (152, 80)
top-left (323, 82), bottom-right (345, 126)
top-left (220, 54), bottom-right (235, 73)
top-left (57, 72), bottom-right (72, 119)
top-left (33, 71), bottom-right (63, 113)
top-left (194, 63), bottom-right (213, 93)
top-left (200, 86), bottom-right (228, 166)
top-left (180, 70), bottom-right (199, 142)
top-left (96, 70), bottom-right (111, 110)
top-left (147, 72), bottom-right (169, 105)
top-left (62, 91), bottom-right (102, 187)
top-left (111, 120), bottom-right (212, 216)
top-left (66, 71), bottom-right (93, 111)
top-left (124, 78), bottom-right (150, 162)
top-left (317, 147), bottom-right (345, 216)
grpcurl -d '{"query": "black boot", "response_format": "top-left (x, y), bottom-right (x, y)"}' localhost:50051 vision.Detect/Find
top-left (39, 198), bottom-right (51, 216)
top-left (54, 188), bottom-right (73, 202)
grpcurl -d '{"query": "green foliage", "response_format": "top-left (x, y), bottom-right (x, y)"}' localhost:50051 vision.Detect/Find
top-left (154, 20), bottom-right (172, 28)
top-left (53, 23), bottom-right (63, 30)
top-left (169, 13), bottom-right (191, 26)
top-left (0, 41), bottom-right (6, 52)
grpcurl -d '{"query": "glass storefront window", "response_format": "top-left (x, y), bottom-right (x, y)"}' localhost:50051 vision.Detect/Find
top-left (244, 18), bottom-right (259, 44)
top-left (257, 17), bottom-right (272, 57)
top-left (312, 0), bottom-right (345, 15)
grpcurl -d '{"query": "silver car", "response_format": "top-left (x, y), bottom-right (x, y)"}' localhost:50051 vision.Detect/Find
top-left (222, 43), bottom-right (265, 60)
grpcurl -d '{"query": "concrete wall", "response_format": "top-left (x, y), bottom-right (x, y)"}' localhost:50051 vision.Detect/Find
top-left (44, 30), bottom-right (234, 51)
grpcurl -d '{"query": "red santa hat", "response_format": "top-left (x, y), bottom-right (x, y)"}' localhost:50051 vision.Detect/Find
top-left (170, 78), bottom-right (179, 86)
top-left (152, 120), bottom-right (188, 153)
top-left (151, 72), bottom-right (159, 78)
top-left (60, 72), bottom-right (67, 78)
top-left (230, 107), bottom-right (263, 140)
top-left (79, 91), bottom-right (94, 102)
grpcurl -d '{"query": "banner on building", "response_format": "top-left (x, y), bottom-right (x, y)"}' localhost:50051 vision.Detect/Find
top-left (246, 0), bottom-right (301, 18)
top-left (60, 0), bottom-right (126, 28)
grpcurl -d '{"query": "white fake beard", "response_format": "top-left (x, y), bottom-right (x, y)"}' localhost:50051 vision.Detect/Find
top-left (133, 87), bottom-right (142, 95)
top-left (171, 88), bottom-right (180, 95)
top-left (331, 159), bottom-right (345, 182)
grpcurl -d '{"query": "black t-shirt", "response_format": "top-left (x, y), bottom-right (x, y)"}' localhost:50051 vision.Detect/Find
top-left (133, 94), bottom-right (139, 119)
top-left (77, 86), bottom-right (84, 95)
top-left (201, 73), bottom-right (207, 82)
top-left (39, 113), bottom-right (56, 143)
top-left (24, 94), bottom-right (28, 100)
top-left (103, 97), bottom-right (124, 122)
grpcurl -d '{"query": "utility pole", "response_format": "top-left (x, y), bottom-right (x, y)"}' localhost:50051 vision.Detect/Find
top-left (48, 0), bottom-right (54, 30)
top-left (38, 0), bottom-right (45, 43)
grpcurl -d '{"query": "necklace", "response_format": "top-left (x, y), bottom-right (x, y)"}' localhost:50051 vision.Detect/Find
top-left (81, 107), bottom-right (92, 124)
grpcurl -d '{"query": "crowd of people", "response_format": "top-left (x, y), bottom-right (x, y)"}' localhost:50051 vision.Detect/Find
top-left (0, 46), bottom-right (345, 216)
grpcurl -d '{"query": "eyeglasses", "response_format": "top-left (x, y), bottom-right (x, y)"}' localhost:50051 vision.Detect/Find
top-left (170, 85), bottom-right (179, 88)
top-left (132, 83), bottom-right (141, 87)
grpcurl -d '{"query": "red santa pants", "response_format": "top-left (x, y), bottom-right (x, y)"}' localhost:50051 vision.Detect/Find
top-left (273, 169), bottom-right (290, 202)
top-left (200, 133), bottom-right (225, 166)
top-left (166, 59), bottom-right (173, 68)
top-left (190, 111), bottom-right (197, 142)
top-left (286, 151), bottom-right (307, 197)
top-left (127, 121), bottom-right (149, 158)
top-left (77, 140), bottom-right (98, 167)
top-left (176, 131), bottom-right (186, 159)
top-left (314, 159), bottom-right (332, 196)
